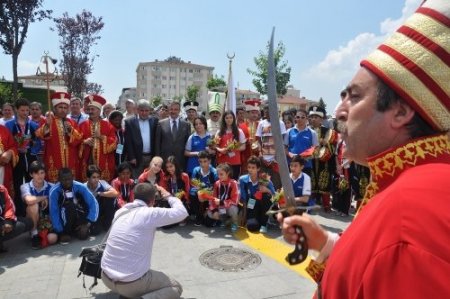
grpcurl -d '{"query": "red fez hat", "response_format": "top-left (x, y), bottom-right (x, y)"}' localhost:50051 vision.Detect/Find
top-left (244, 98), bottom-right (262, 111)
top-left (361, 0), bottom-right (450, 131)
top-left (51, 92), bottom-right (71, 107)
top-left (84, 94), bottom-right (107, 110)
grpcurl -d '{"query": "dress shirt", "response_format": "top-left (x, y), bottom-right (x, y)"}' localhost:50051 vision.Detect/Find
top-left (138, 117), bottom-right (151, 154)
top-left (101, 197), bottom-right (188, 282)
top-left (169, 117), bottom-right (180, 131)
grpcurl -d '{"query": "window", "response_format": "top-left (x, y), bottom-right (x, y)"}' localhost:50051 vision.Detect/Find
top-left (162, 76), bottom-right (167, 80)
top-left (170, 76), bottom-right (176, 80)
top-left (162, 84), bottom-right (167, 88)
top-left (188, 69), bottom-right (193, 73)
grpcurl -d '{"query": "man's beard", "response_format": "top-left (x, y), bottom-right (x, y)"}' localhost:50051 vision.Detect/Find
top-left (336, 121), bottom-right (347, 135)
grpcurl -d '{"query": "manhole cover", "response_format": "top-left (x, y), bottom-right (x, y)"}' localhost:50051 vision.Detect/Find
top-left (199, 246), bottom-right (261, 272)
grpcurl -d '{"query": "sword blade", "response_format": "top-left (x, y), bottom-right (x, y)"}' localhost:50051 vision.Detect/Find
top-left (267, 28), bottom-right (296, 208)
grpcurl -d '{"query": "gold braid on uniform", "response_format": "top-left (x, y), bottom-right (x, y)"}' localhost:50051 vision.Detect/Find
top-left (306, 134), bottom-right (450, 283)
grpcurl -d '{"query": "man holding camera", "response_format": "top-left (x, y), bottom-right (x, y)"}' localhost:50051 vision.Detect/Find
top-left (101, 182), bottom-right (188, 299)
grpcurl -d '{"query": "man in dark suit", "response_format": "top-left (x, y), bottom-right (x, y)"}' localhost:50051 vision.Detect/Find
top-left (124, 99), bottom-right (158, 178)
top-left (155, 101), bottom-right (190, 171)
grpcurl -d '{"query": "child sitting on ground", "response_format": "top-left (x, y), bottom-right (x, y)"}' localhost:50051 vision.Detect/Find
top-left (239, 156), bottom-right (275, 233)
top-left (111, 162), bottom-right (135, 208)
top-left (21, 161), bottom-right (57, 249)
top-left (190, 151), bottom-right (218, 226)
top-left (207, 163), bottom-right (239, 232)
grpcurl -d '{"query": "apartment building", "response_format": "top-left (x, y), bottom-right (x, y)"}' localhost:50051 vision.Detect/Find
top-left (136, 57), bottom-right (214, 111)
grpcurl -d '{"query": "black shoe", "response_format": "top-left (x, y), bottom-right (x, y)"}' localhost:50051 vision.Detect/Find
top-left (31, 234), bottom-right (41, 250)
top-left (194, 219), bottom-right (202, 227)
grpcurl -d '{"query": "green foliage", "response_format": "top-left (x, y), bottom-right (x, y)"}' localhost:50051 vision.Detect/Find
top-left (206, 75), bottom-right (226, 91)
top-left (186, 85), bottom-right (200, 102)
top-left (151, 95), bottom-right (162, 107)
top-left (247, 41), bottom-right (291, 96)
top-left (0, 0), bottom-right (52, 100)
top-left (172, 95), bottom-right (183, 103)
top-left (53, 10), bottom-right (104, 98)
top-left (318, 97), bottom-right (327, 111)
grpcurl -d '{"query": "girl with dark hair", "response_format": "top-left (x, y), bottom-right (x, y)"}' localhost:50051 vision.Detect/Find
top-left (111, 162), bottom-right (135, 208)
top-left (184, 116), bottom-right (214, 176)
top-left (161, 156), bottom-right (190, 225)
top-left (215, 110), bottom-right (246, 180)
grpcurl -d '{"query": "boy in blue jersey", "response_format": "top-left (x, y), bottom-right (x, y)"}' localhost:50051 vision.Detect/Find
top-left (21, 161), bottom-right (57, 249)
top-left (289, 155), bottom-right (312, 207)
top-left (190, 151), bottom-right (218, 226)
top-left (49, 168), bottom-right (99, 244)
top-left (239, 156), bottom-right (275, 233)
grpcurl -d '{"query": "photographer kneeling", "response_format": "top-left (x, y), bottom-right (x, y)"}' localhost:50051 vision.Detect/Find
top-left (101, 182), bottom-right (188, 299)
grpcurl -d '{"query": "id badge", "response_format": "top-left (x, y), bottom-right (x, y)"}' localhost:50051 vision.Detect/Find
top-left (247, 198), bottom-right (256, 209)
top-left (228, 151), bottom-right (236, 157)
top-left (65, 191), bottom-right (73, 198)
top-left (219, 207), bottom-right (226, 215)
top-left (116, 144), bottom-right (124, 154)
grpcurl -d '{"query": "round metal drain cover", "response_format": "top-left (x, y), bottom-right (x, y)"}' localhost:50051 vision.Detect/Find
top-left (199, 246), bottom-right (261, 272)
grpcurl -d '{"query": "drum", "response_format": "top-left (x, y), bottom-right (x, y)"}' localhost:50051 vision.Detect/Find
top-left (318, 146), bottom-right (332, 162)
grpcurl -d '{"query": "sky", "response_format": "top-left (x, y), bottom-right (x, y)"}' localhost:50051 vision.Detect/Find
top-left (0, 0), bottom-right (421, 112)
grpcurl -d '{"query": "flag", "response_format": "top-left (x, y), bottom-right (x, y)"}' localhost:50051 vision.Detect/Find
top-left (226, 58), bottom-right (236, 114)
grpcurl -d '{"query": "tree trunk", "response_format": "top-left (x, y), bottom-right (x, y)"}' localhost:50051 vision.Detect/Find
top-left (12, 52), bottom-right (18, 101)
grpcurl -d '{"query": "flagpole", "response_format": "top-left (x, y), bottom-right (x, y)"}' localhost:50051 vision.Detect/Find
top-left (226, 52), bottom-right (236, 115)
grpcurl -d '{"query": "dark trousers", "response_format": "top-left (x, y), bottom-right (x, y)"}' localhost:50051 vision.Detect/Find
top-left (13, 153), bottom-right (37, 217)
top-left (0, 217), bottom-right (32, 248)
top-left (246, 196), bottom-right (273, 232)
top-left (95, 196), bottom-right (116, 231)
top-left (61, 200), bottom-right (89, 236)
top-left (189, 193), bottom-right (208, 222)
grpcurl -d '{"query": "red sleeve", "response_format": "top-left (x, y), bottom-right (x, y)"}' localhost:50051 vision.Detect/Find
top-left (182, 173), bottom-right (190, 201)
top-left (358, 242), bottom-right (450, 299)
top-left (111, 179), bottom-right (124, 208)
top-left (1, 187), bottom-right (16, 222)
top-left (225, 180), bottom-right (239, 208)
top-left (138, 170), bottom-right (148, 183)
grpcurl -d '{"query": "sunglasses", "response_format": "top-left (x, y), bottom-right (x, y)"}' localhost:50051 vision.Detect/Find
top-left (295, 116), bottom-right (306, 119)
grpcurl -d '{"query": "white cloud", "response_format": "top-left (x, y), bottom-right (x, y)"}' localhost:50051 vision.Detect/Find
top-left (17, 59), bottom-right (40, 75)
top-left (302, 0), bottom-right (422, 82)
top-left (302, 0), bottom-right (422, 101)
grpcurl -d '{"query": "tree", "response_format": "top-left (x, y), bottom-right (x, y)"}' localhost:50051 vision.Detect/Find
top-left (0, 82), bottom-right (21, 106)
top-left (0, 1), bottom-right (52, 101)
top-left (151, 95), bottom-right (162, 107)
top-left (172, 95), bottom-right (183, 102)
top-left (186, 85), bottom-right (200, 102)
top-left (318, 97), bottom-right (327, 111)
top-left (53, 10), bottom-right (104, 98)
top-left (85, 82), bottom-right (103, 94)
top-left (247, 41), bottom-right (291, 96)
top-left (206, 74), bottom-right (226, 91)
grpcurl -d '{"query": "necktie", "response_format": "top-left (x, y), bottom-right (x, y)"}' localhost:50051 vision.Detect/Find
top-left (172, 119), bottom-right (178, 140)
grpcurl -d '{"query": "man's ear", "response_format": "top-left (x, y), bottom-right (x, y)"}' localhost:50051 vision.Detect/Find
top-left (390, 101), bottom-right (415, 129)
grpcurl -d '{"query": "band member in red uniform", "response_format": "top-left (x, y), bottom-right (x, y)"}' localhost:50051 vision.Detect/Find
top-left (78, 94), bottom-right (117, 182)
top-left (36, 92), bottom-right (83, 183)
top-left (280, 1), bottom-right (450, 297)
top-left (0, 125), bottom-right (18, 197)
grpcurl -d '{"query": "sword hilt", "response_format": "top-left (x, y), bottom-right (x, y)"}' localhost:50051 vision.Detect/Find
top-left (281, 209), bottom-right (308, 265)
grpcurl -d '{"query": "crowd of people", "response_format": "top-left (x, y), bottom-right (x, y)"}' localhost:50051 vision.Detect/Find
top-left (0, 90), bottom-right (370, 252)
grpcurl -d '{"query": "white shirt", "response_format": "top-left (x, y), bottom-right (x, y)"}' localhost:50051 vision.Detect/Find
top-left (101, 197), bottom-right (188, 282)
top-left (138, 117), bottom-right (151, 154)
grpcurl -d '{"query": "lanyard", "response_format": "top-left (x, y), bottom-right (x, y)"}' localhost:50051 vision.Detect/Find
top-left (219, 181), bottom-right (231, 202)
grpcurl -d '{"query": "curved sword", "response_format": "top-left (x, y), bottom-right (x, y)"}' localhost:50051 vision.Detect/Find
top-left (267, 28), bottom-right (308, 265)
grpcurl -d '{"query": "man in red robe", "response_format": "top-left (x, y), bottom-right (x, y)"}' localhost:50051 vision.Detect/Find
top-left (279, 1), bottom-right (450, 298)
top-left (78, 94), bottom-right (117, 182)
top-left (36, 92), bottom-right (83, 183)
top-left (0, 126), bottom-right (18, 196)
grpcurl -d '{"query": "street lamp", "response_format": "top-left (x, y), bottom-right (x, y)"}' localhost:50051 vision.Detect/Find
top-left (36, 51), bottom-right (58, 110)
